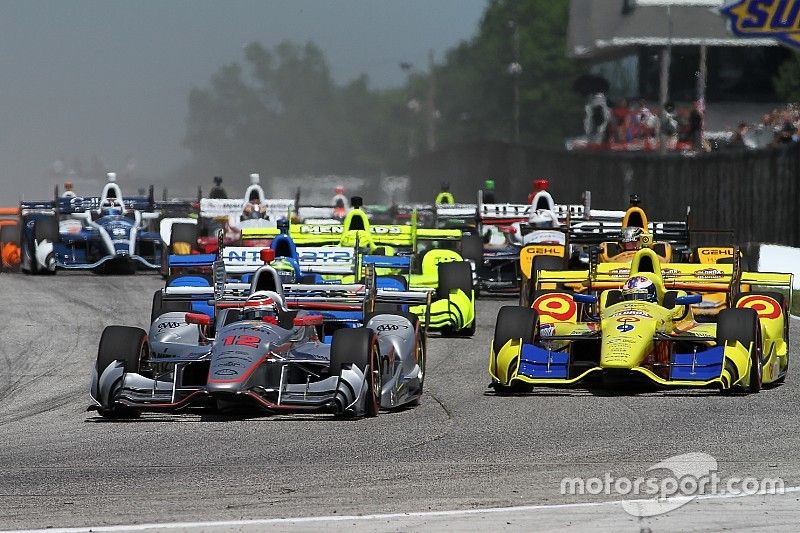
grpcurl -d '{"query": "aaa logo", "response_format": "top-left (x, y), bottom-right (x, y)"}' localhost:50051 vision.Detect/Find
top-left (722, 1), bottom-right (800, 47)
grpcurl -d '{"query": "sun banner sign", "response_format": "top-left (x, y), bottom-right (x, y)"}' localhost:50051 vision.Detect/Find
top-left (722, 0), bottom-right (800, 47)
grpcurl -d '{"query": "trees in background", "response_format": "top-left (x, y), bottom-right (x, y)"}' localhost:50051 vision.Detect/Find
top-left (182, 0), bottom-right (582, 177)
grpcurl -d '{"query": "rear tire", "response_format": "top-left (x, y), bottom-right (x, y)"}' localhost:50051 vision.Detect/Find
top-left (459, 233), bottom-right (483, 264)
top-left (717, 308), bottom-right (761, 393)
top-left (438, 261), bottom-right (475, 336)
top-left (150, 289), bottom-right (192, 324)
top-left (30, 217), bottom-right (58, 275)
top-left (521, 255), bottom-right (566, 307)
top-left (0, 225), bottom-right (20, 270)
top-left (34, 216), bottom-right (58, 243)
top-left (330, 328), bottom-right (380, 417)
top-left (169, 223), bottom-right (198, 254)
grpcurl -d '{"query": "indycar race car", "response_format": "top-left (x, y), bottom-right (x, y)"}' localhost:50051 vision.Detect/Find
top-left (20, 174), bottom-right (163, 274)
top-left (159, 173), bottom-right (295, 262)
top-left (428, 185), bottom-right (593, 294)
top-left (490, 248), bottom-right (792, 394)
top-left (91, 262), bottom-right (430, 418)
top-left (0, 207), bottom-right (21, 271)
top-left (158, 223), bottom-right (476, 336)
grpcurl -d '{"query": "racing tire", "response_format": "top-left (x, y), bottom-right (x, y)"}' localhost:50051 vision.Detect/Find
top-left (459, 233), bottom-right (483, 264)
top-left (521, 255), bottom-right (566, 308)
top-left (0, 225), bottom-right (20, 271)
top-left (150, 289), bottom-right (192, 324)
top-left (29, 217), bottom-right (58, 275)
top-left (330, 328), bottom-right (381, 417)
top-left (492, 306), bottom-right (539, 395)
top-left (716, 308), bottom-right (762, 393)
top-left (437, 261), bottom-right (473, 300)
top-left (492, 306), bottom-right (538, 356)
top-left (96, 325), bottom-right (148, 418)
top-left (33, 215), bottom-right (58, 243)
top-left (169, 223), bottom-right (198, 254)
top-left (438, 261), bottom-right (475, 336)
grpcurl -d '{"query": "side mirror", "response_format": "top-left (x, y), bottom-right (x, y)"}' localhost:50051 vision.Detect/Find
top-left (293, 315), bottom-right (323, 327)
top-left (185, 312), bottom-right (211, 326)
top-left (675, 294), bottom-right (702, 305)
top-left (573, 293), bottom-right (597, 304)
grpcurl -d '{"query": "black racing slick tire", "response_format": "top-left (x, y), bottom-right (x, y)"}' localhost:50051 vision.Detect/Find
top-left (521, 255), bottom-right (566, 308)
top-left (33, 216), bottom-right (58, 243)
top-left (151, 289), bottom-right (192, 324)
top-left (438, 261), bottom-right (475, 336)
top-left (492, 306), bottom-right (538, 394)
top-left (96, 326), bottom-right (148, 419)
top-left (330, 328), bottom-right (381, 417)
top-left (717, 308), bottom-right (762, 393)
top-left (492, 306), bottom-right (538, 356)
top-left (169, 223), bottom-right (198, 254)
top-left (97, 325), bottom-right (147, 374)
top-left (460, 233), bottom-right (483, 264)
top-left (437, 261), bottom-right (473, 300)
top-left (29, 216), bottom-right (58, 276)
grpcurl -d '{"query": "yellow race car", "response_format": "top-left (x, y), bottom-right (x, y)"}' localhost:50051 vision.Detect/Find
top-left (491, 248), bottom-right (791, 394)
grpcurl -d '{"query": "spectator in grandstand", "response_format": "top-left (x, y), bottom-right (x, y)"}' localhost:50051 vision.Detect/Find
top-left (658, 102), bottom-right (678, 150)
top-left (584, 93), bottom-right (611, 144)
top-left (612, 98), bottom-right (631, 142)
top-left (688, 102), bottom-right (704, 151)
top-left (729, 122), bottom-right (748, 148)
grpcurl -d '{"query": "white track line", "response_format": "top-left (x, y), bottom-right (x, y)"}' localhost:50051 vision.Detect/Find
top-left (12, 486), bottom-right (800, 533)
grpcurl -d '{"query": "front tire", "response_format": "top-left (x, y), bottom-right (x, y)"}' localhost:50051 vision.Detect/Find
top-left (491, 306), bottom-right (538, 394)
top-left (330, 328), bottom-right (381, 416)
top-left (96, 326), bottom-right (148, 418)
top-left (717, 308), bottom-right (762, 393)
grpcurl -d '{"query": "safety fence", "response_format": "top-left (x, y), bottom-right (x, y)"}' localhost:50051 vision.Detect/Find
top-left (407, 141), bottom-right (800, 247)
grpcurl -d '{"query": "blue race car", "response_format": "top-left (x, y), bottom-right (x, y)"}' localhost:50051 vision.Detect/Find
top-left (20, 174), bottom-right (163, 274)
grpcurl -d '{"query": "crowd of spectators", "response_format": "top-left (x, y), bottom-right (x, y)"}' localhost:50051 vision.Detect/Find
top-left (577, 97), bottom-right (800, 152)
top-left (580, 94), bottom-right (704, 152)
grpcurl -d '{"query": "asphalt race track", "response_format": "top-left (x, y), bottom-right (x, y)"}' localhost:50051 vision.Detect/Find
top-left (1, 272), bottom-right (799, 531)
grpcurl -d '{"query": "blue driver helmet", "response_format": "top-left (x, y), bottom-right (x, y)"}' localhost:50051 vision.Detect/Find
top-left (622, 275), bottom-right (657, 303)
top-left (100, 199), bottom-right (122, 217)
top-left (277, 217), bottom-right (290, 234)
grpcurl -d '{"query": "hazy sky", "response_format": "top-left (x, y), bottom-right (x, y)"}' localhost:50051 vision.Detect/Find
top-left (0, 0), bottom-right (486, 201)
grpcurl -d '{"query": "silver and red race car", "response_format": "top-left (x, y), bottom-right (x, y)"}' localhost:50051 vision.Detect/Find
top-left (90, 264), bottom-right (430, 418)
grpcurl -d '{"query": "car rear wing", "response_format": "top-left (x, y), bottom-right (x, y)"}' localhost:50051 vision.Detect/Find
top-left (20, 195), bottom-right (158, 216)
top-left (567, 219), bottom-right (690, 245)
top-left (199, 198), bottom-right (294, 220)
top-left (535, 262), bottom-right (793, 293)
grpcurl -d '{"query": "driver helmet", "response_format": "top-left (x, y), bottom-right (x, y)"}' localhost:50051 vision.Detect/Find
top-left (335, 186), bottom-right (345, 195)
top-left (619, 227), bottom-right (644, 251)
top-left (241, 292), bottom-right (279, 321)
top-left (622, 275), bottom-right (657, 303)
top-left (528, 209), bottom-right (556, 229)
top-left (277, 217), bottom-right (290, 234)
top-left (271, 257), bottom-right (297, 285)
top-left (100, 199), bottom-right (122, 217)
top-left (484, 179), bottom-right (495, 191)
